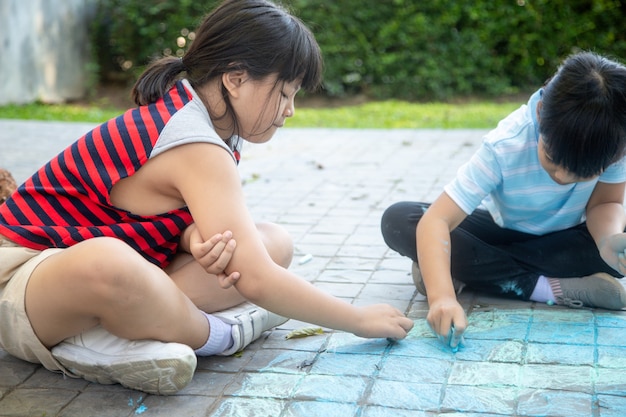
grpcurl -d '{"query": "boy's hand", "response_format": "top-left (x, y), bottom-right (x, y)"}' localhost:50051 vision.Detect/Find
top-left (353, 304), bottom-right (414, 340)
top-left (426, 295), bottom-right (467, 351)
top-left (189, 227), bottom-right (240, 288)
top-left (598, 233), bottom-right (626, 275)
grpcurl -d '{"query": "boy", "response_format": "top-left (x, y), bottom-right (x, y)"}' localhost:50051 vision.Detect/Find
top-left (381, 51), bottom-right (626, 347)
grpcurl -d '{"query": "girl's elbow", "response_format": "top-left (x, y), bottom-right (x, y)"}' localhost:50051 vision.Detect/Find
top-left (233, 273), bottom-right (268, 304)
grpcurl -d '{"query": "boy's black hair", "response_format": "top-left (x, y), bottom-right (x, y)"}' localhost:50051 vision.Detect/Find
top-left (539, 51), bottom-right (626, 178)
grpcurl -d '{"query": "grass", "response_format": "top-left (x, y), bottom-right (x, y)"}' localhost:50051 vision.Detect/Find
top-left (0, 102), bottom-right (122, 123)
top-left (0, 98), bottom-right (522, 129)
top-left (290, 100), bottom-right (520, 129)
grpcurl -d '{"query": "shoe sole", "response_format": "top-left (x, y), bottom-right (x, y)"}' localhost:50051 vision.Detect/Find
top-left (52, 343), bottom-right (197, 395)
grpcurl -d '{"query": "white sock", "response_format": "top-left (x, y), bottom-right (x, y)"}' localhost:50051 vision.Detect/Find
top-left (194, 313), bottom-right (234, 356)
top-left (529, 275), bottom-right (555, 303)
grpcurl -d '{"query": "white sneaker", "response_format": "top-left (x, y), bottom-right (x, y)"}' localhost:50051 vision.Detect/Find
top-left (51, 326), bottom-right (196, 395)
top-left (213, 301), bottom-right (288, 356)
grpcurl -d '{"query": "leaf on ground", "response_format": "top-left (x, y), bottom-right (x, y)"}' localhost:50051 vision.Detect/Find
top-left (285, 327), bottom-right (324, 339)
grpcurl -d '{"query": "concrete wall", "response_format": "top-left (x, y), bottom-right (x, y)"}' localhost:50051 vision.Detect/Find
top-left (0, 0), bottom-right (96, 105)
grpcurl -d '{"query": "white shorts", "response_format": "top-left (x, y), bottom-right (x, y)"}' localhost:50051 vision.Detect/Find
top-left (0, 236), bottom-right (67, 373)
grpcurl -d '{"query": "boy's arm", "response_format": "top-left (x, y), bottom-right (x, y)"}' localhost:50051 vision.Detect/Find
top-left (586, 181), bottom-right (626, 274)
top-left (417, 192), bottom-right (468, 344)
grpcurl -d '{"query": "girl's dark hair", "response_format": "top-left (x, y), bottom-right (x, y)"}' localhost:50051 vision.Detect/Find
top-left (132, 0), bottom-right (323, 136)
top-left (540, 51), bottom-right (626, 178)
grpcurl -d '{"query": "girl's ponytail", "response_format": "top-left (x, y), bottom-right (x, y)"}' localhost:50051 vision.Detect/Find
top-left (131, 57), bottom-right (187, 106)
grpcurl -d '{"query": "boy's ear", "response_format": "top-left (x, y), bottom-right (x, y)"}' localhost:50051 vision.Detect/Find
top-left (222, 70), bottom-right (248, 98)
top-left (536, 100), bottom-right (542, 121)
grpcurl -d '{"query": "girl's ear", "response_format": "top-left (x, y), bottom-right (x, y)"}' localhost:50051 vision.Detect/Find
top-left (222, 70), bottom-right (248, 98)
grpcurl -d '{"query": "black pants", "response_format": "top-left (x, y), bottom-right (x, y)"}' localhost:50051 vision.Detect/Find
top-left (380, 201), bottom-right (620, 300)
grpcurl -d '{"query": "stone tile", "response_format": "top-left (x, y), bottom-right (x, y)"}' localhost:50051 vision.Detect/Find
top-left (20, 367), bottom-right (89, 390)
top-left (388, 334), bottom-right (456, 360)
top-left (325, 256), bottom-right (380, 271)
top-left (526, 342), bottom-right (595, 366)
top-left (310, 352), bottom-right (381, 377)
top-left (369, 269), bottom-right (414, 285)
top-left (361, 406), bottom-right (431, 417)
top-left (0, 388), bottom-right (77, 417)
top-left (367, 380), bottom-right (441, 411)
top-left (533, 309), bottom-right (595, 324)
top-left (316, 269), bottom-right (371, 284)
top-left (284, 400), bottom-right (359, 417)
top-left (469, 309), bottom-right (532, 323)
top-left (455, 339), bottom-right (524, 363)
top-left (379, 355), bottom-right (451, 383)
top-left (196, 352), bottom-right (252, 373)
top-left (448, 362), bottom-right (521, 387)
top-left (595, 311), bottom-right (626, 328)
top-left (292, 374), bottom-right (368, 403)
top-left (597, 394), bottom-right (626, 417)
top-left (59, 389), bottom-right (144, 417)
top-left (516, 388), bottom-right (593, 417)
top-left (595, 368), bottom-right (626, 396)
top-left (0, 353), bottom-right (38, 386)
top-left (465, 318), bottom-right (530, 342)
top-left (262, 328), bottom-right (330, 352)
top-left (179, 370), bottom-right (236, 396)
top-left (520, 364), bottom-right (593, 394)
top-left (141, 395), bottom-right (217, 417)
top-left (357, 283), bottom-right (415, 302)
top-left (325, 333), bottom-right (391, 355)
top-left (336, 244), bottom-right (389, 259)
top-left (597, 345), bottom-right (626, 368)
top-left (597, 326), bottom-right (626, 347)
top-left (222, 372), bottom-right (303, 398)
top-left (527, 322), bottom-right (594, 345)
top-left (244, 349), bottom-right (314, 374)
top-left (207, 397), bottom-right (286, 417)
top-left (441, 385), bottom-right (517, 415)
top-left (352, 297), bottom-right (412, 313)
top-left (313, 282), bottom-right (365, 298)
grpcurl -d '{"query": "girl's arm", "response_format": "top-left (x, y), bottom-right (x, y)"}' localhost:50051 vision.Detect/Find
top-left (168, 143), bottom-right (413, 339)
top-left (586, 181), bottom-right (626, 274)
top-left (179, 224), bottom-right (240, 285)
top-left (416, 192), bottom-right (468, 342)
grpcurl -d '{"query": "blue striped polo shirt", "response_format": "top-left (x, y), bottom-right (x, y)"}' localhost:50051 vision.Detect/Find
top-left (444, 89), bottom-right (626, 235)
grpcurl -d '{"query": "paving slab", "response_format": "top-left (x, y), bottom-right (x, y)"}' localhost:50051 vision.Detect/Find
top-left (1, 119), bottom-right (626, 416)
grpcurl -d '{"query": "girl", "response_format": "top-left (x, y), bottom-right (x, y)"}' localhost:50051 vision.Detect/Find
top-left (0, 0), bottom-right (413, 395)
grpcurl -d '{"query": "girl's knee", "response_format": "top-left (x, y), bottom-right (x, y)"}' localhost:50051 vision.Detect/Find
top-left (257, 222), bottom-right (293, 268)
top-left (62, 237), bottom-right (155, 297)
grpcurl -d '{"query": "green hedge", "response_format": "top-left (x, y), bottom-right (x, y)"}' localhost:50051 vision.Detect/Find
top-left (91, 0), bottom-right (626, 100)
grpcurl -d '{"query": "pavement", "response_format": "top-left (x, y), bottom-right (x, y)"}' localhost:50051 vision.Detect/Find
top-left (1, 119), bottom-right (626, 417)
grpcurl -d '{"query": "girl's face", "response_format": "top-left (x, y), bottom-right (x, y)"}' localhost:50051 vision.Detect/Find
top-left (233, 74), bottom-right (300, 143)
top-left (537, 136), bottom-right (598, 185)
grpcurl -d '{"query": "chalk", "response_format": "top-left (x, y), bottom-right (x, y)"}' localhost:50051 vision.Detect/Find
top-left (298, 253), bottom-right (313, 265)
top-left (546, 300), bottom-right (555, 306)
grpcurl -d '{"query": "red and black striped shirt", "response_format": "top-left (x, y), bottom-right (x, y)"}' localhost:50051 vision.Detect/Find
top-left (0, 81), bottom-right (210, 267)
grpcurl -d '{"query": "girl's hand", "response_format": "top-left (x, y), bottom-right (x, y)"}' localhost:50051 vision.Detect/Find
top-left (188, 226), bottom-right (241, 288)
top-left (426, 295), bottom-right (467, 350)
top-left (598, 233), bottom-right (626, 275)
top-left (353, 304), bottom-right (414, 340)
